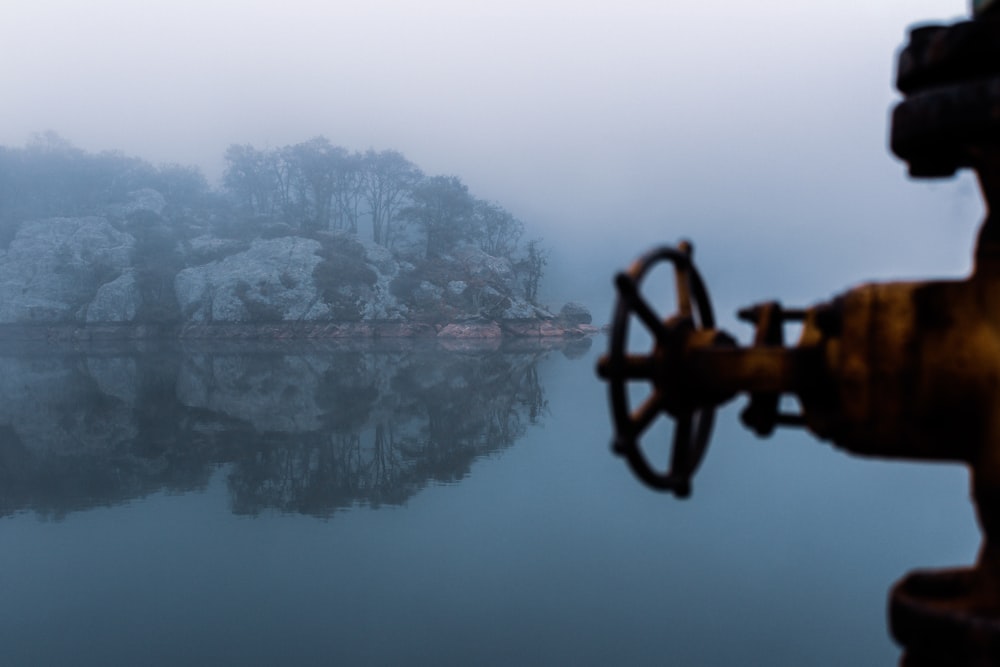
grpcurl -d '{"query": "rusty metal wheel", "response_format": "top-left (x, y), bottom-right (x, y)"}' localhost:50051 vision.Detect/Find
top-left (597, 242), bottom-right (717, 497)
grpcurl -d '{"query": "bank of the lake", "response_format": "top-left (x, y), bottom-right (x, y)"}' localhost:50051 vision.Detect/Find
top-left (0, 320), bottom-right (600, 344)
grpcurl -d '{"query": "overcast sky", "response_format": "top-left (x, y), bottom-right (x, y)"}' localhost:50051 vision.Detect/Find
top-left (0, 0), bottom-right (979, 322)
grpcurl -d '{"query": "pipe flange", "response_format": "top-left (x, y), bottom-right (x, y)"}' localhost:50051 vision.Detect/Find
top-left (897, 19), bottom-right (1000, 95)
top-left (890, 566), bottom-right (1000, 664)
top-left (891, 76), bottom-right (1000, 177)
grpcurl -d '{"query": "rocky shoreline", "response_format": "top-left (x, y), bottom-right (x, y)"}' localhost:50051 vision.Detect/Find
top-left (0, 319), bottom-right (600, 343)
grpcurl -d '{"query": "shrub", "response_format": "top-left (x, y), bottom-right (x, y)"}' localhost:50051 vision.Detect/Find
top-left (311, 242), bottom-right (377, 322)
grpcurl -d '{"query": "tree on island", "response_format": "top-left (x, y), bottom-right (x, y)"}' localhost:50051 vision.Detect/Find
top-left (222, 144), bottom-right (281, 218)
top-left (0, 133), bottom-right (559, 332)
top-left (221, 136), bottom-right (548, 304)
top-left (362, 149), bottom-right (423, 248)
top-left (401, 175), bottom-right (476, 258)
top-left (476, 200), bottom-right (523, 259)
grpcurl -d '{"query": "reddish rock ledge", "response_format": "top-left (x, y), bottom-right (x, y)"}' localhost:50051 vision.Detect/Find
top-left (0, 320), bottom-right (599, 343)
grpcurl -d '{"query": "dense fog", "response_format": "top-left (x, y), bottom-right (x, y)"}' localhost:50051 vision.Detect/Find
top-left (0, 4), bottom-right (991, 665)
top-left (0, 0), bottom-right (981, 330)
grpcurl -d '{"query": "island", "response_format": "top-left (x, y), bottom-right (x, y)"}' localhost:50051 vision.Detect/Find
top-left (0, 133), bottom-right (596, 342)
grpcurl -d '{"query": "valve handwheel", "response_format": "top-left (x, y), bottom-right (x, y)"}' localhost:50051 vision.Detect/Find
top-left (597, 242), bottom-right (719, 497)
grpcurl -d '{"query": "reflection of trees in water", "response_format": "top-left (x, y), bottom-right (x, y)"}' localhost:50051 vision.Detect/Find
top-left (0, 342), bottom-right (554, 518)
top-left (0, 350), bottom-right (212, 520)
top-left (228, 430), bottom-right (414, 517)
top-left (227, 349), bottom-right (547, 517)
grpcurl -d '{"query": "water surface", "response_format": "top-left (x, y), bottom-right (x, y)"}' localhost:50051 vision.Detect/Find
top-left (0, 339), bottom-right (981, 665)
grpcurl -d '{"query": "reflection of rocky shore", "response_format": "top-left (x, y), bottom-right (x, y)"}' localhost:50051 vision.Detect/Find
top-left (0, 338), bottom-right (584, 518)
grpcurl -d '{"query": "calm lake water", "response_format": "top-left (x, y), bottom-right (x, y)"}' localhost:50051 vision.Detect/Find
top-left (0, 337), bottom-right (982, 666)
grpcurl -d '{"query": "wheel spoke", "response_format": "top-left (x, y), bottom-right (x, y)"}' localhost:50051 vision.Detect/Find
top-left (688, 265), bottom-right (714, 328)
top-left (674, 266), bottom-right (693, 319)
top-left (629, 391), bottom-right (663, 438)
top-left (596, 354), bottom-right (658, 380)
top-left (615, 273), bottom-right (670, 341)
top-left (600, 243), bottom-right (718, 497)
top-left (621, 354), bottom-right (658, 379)
top-left (670, 414), bottom-right (693, 469)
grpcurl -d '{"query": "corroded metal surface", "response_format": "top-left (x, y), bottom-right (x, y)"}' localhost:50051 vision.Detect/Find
top-left (597, 5), bottom-right (1000, 664)
top-left (892, 15), bottom-right (1000, 178)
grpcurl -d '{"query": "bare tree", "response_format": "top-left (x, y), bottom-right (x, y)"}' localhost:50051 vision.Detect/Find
top-left (362, 149), bottom-right (422, 247)
top-left (517, 238), bottom-right (548, 304)
top-left (331, 151), bottom-right (364, 234)
top-left (401, 175), bottom-right (476, 258)
top-left (475, 200), bottom-right (523, 259)
top-left (223, 144), bottom-right (279, 216)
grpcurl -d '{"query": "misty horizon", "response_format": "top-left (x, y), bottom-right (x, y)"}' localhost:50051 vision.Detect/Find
top-left (0, 1), bottom-right (983, 326)
top-left (0, 3), bottom-right (991, 664)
